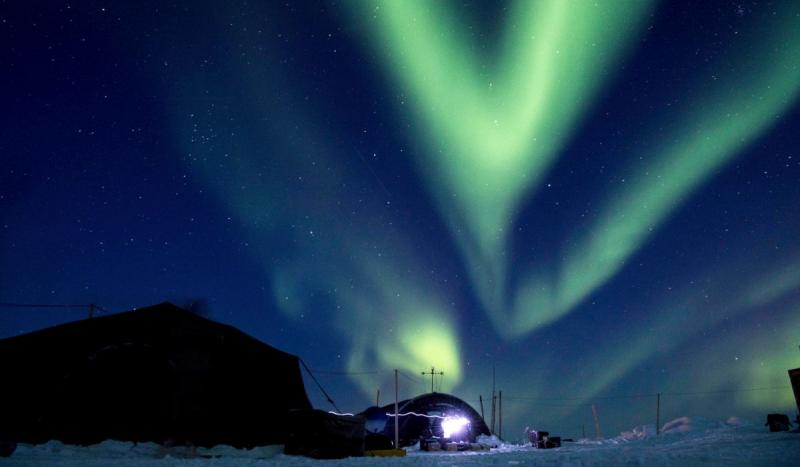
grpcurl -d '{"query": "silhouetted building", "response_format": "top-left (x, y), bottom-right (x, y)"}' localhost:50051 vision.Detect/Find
top-left (0, 302), bottom-right (311, 448)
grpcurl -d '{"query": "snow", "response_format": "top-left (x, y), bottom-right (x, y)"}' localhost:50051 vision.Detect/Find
top-left (2, 417), bottom-right (799, 466)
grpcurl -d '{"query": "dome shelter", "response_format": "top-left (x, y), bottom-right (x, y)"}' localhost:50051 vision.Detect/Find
top-left (361, 405), bottom-right (391, 435)
top-left (365, 393), bottom-right (490, 447)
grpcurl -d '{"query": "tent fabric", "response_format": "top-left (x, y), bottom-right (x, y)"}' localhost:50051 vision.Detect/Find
top-left (284, 409), bottom-right (366, 459)
top-left (366, 393), bottom-right (490, 447)
top-left (0, 302), bottom-right (311, 448)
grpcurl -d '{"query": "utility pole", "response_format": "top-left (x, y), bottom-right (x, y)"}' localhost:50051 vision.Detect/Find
top-left (498, 390), bottom-right (503, 440)
top-left (394, 369), bottom-right (399, 449)
top-left (376, 388), bottom-right (380, 407)
top-left (591, 404), bottom-right (602, 439)
top-left (421, 367), bottom-right (443, 393)
top-left (656, 393), bottom-right (661, 435)
top-left (491, 366), bottom-right (496, 435)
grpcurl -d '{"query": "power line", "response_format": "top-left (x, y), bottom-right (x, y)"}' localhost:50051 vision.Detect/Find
top-left (505, 393), bottom-right (655, 402)
top-left (500, 399), bottom-right (596, 408)
top-left (504, 386), bottom-right (791, 402)
top-left (299, 359), bottom-right (340, 413)
top-left (0, 302), bottom-right (107, 318)
top-left (398, 370), bottom-right (425, 383)
top-left (0, 302), bottom-right (98, 309)
top-left (661, 386), bottom-right (789, 397)
top-left (308, 369), bottom-right (378, 376)
top-left (396, 370), bottom-right (427, 398)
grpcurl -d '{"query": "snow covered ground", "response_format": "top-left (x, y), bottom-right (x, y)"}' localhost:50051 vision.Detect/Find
top-left (2, 417), bottom-right (798, 466)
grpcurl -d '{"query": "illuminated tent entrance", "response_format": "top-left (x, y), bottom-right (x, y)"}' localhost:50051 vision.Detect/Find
top-left (0, 302), bottom-right (312, 448)
top-left (362, 393), bottom-right (490, 447)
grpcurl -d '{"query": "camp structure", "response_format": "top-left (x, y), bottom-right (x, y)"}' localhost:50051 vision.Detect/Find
top-left (0, 302), bottom-right (312, 448)
top-left (361, 392), bottom-right (490, 447)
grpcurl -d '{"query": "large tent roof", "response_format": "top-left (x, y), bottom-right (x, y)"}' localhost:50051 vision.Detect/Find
top-left (0, 302), bottom-right (311, 447)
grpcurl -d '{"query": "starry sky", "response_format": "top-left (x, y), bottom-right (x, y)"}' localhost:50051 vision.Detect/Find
top-left (2, 0), bottom-right (800, 439)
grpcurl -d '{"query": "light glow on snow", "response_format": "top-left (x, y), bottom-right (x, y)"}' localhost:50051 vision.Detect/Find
top-left (9, 418), bottom-right (800, 464)
top-left (441, 416), bottom-right (470, 439)
top-left (387, 411), bottom-right (472, 439)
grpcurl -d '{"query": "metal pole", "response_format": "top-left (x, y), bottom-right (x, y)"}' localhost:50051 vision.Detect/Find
top-left (591, 404), bottom-right (602, 439)
top-left (491, 366), bottom-right (496, 434)
top-left (491, 395), bottom-right (496, 435)
top-left (479, 395), bottom-right (485, 421)
top-left (498, 390), bottom-right (503, 440)
top-left (394, 369), bottom-right (399, 449)
top-left (656, 393), bottom-right (661, 435)
top-left (421, 367), bottom-right (443, 393)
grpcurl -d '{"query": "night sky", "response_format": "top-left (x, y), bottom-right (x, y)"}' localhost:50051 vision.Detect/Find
top-left (2, 0), bottom-right (800, 439)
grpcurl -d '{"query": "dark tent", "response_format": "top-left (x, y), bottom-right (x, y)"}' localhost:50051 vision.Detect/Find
top-left (362, 392), bottom-right (490, 447)
top-left (0, 302), bottom-right (311, 448)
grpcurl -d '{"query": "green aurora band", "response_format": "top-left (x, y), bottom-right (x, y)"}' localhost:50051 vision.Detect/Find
top-left (173, 19), bottom-right (464, 397)
top-left (358, 0), bottom-right (655, 332)
top-left (512, 9), bottom-right (800, 336)
top-left (360, 0), bottom-right (800, 338)
top-left (186, 127), bottom-right (465, 396)
top-left (471, 251), bottom-right (800, 431)
top-left (560, 251), bottom-right (800, 405)
top-left (170, 1), bottom-right (800, 415)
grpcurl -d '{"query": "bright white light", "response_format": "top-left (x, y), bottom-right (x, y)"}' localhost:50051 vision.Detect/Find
top-left (441, 416), bottom-right (470, 439)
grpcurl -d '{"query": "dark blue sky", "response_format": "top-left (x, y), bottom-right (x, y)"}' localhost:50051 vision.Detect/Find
top-left (2, 0), bottom-right (799, 438)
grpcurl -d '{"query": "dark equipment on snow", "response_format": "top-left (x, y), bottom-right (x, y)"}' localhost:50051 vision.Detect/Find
top-left (528, 429), bottom-right (561, 449)
top-left (0, 426), bottom-right (15, 458)
top-left (0, 302), bottom-right (312, 448)
top-left (0, 440), bottom-right (16, 458)
top-left (765, 413), bottom-right (792, 432)
top-left (364, 432), bottom-right (394, 451)
top-left (284, 409), bottom-right (365, 459)
top-left (789, 368), bottom-right (800, 417)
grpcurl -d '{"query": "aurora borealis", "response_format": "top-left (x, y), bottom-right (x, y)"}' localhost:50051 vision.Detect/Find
top-left (2, 0), bottom-right (800, 438)
top-left (359, 0), bottom-right (656, 336)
